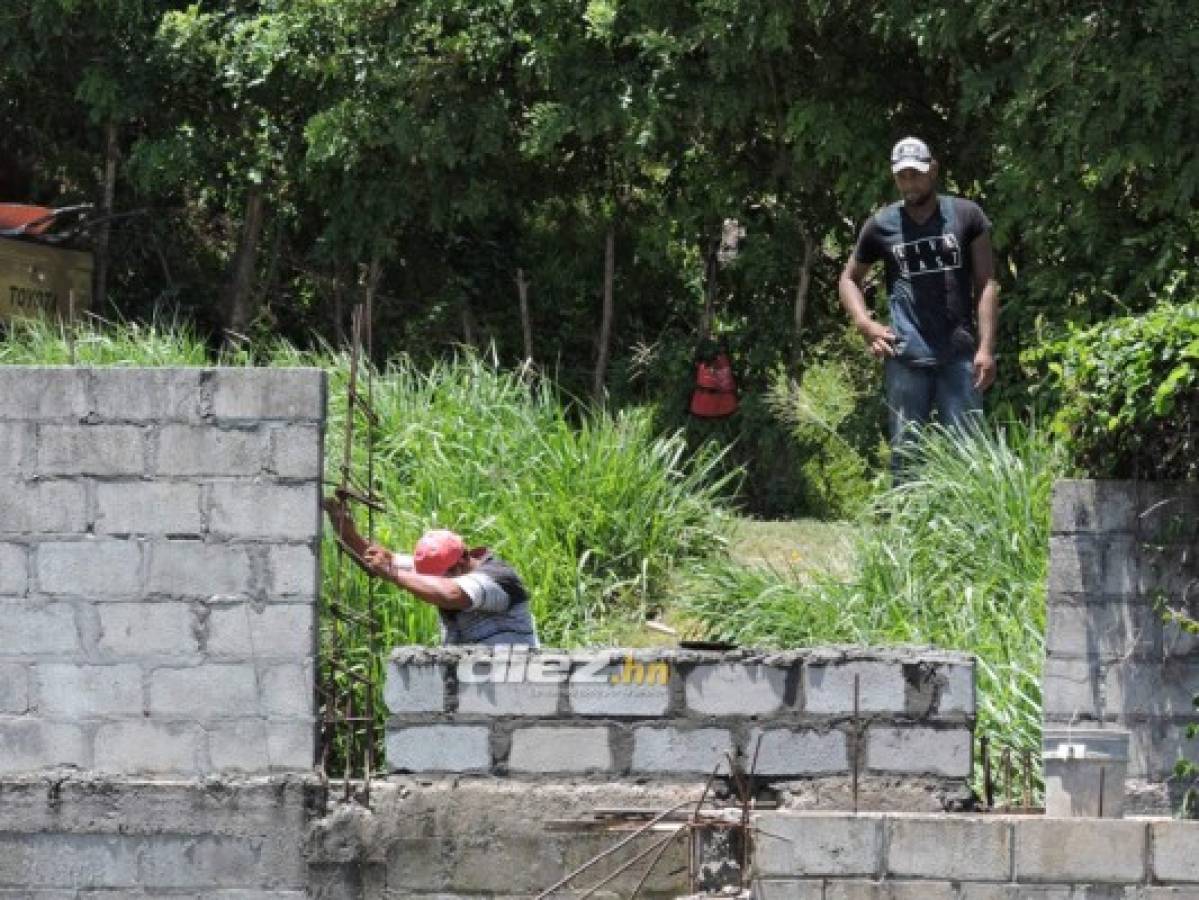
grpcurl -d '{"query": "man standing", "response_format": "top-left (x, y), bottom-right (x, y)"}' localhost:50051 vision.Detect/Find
top-left (838, 137), bottom-right (999, 477)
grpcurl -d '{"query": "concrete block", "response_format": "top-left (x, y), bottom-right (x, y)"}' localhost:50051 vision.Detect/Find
top-left (97, 602), bottom-right (199, 656)
top-left (1152, 821), bottom-right (1199, 882)
top-left (147, 540), bottom-right (252, 598)
top-left (458, 678), bottom-right (559, 717)
top-left (938, 662), bottom-right (976, 716)
top-left (0, 479), bottom-right (87, 533)
top-left (1105, 660), bottom-right (1199, 718)
top-left (567, 652), bottom-right (672, 716)
top-left (38, 424), bottom-right (146, 476)
top-left (0, 602), bottom-right (79, 655)
top-left (0, 720), bottom-right (88, 772)
top-left (93, 720), bottom-right (204, 774)
top-left (685, 662), bottom-right (788, 715)
top-left (269, 424), bottom-right (323, 478)
top-left (386, 724), bottom-right (491, 773)
top-left (211, 368), bottom-right (325, 421)
top-left (90, 367), bottom-right (204, 422)
top-left (1049, 534), bottom-right (1140, 597)
top-left (1041, 657), bottom-right (1102, 719)
top-left (37, 539), bottom-right (143, 597)
top-left (824, 883), bottom-right (957, 900)
top-left (261, 664), bottom-right (314, 717)
top-left (209, 482), bottom-right (320, 540)
top-left (1053, 479), bottom-right (1139, 534)
top-left (1140, 541), bottom-right (1199, 600)
top-left (631, 726), bottom-right (733, 773)
top-left (1137, 481), bottom-right (1199, 544)
top-left (885, 816), bottom-right (1011, 881)
top-left (137, 835), bottom-right (265, 888)
top-left (0, 542), bottom-right (28, 595)
top-left (0, 834), bottom-right (139, 887)
top-left (206, 603), bottom-right (314, 658)
top-left (206, 718), bottom-right (314, 773)
top-left (269, 543), bottom-right (319, 597)
top-left (752, 812), bottom-right (882, 877)
top-left (1014, 818), bottom-right (1147, 883)
top-left (150, 665), bottom-right (260, 717)
top-left (805, 661), bottom-right (905, 715)
top-left (957, 888), bottom-right (1073, 900)
top-left (33, 663), bottom-right (143, 717)
top-left (1130, 889), bottom-right (1199, 900)
top-left (94, 481), bottom-right (203, 535)
top-left (508, 726), bottom-right (612, 773)
top-left (749, 727), bottom-right (849, 776)
top-left (0, 368), bottom-right (89, 420)
top-left (0, 422), bottom-right (34, 472)
top-left (384, 661), bottom-right (446, 714)
top-left (1046, 600), bottom-right (1160, 660)
top-left (156, 423), bottom-right (266, 476)
top-left (1163, 614), bottom-right (1199, 658)
top-left (0, 663), bottom-right (29, 713)
top-left (753, 882), bottom-right (824, 900)
top-left (865, 726), bottom-right (972, 777)
top-left (265, 720), bottom-right (315, 770)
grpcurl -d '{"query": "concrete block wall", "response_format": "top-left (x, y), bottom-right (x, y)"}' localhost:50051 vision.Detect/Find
top-left (753, 811), bottom-right (1199, 899)
top-left (384, 646), bottom-right (976, 801)
top-left (0, 367), bottom-right (325, 776)
top-left (1044, 479), bottom-right (1199, 809)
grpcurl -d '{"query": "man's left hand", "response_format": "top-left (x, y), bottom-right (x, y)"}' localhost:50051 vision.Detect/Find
top-left (973, 350), bottom-right (997, 391)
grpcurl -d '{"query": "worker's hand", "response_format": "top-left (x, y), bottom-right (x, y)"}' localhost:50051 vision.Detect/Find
top-left (857, 320), bottom-right (897, 358)
top-left (363, 544), bottom-right (396, 579)
top-left (973, 349), bottom-right (997, 391)
top-left (322, 495), bottom-right (352, 532)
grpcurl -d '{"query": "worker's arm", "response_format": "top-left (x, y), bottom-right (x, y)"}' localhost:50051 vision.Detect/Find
top-left (839, 258), bottom-right (896, 357)
top-left (322, 496), bottom-right (370, 558)
top-left (384, 567), bottom-right (472, 611)
top-left (970, 231), bottom-right (999, 391)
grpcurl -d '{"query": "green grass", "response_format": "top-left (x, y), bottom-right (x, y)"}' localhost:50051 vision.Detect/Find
top-left (729, 519), bottom-right (856, 581)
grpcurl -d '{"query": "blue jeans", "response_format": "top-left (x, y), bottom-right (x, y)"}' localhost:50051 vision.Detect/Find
top-left (885, 356), bottom-right (982, 479)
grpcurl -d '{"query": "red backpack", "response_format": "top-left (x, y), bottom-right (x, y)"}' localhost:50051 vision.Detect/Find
top-left (689, 351), bottom-right (738, 418)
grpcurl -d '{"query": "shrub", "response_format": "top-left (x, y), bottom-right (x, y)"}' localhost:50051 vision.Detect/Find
top-left (1022, 300), bottom-right (1199, 480)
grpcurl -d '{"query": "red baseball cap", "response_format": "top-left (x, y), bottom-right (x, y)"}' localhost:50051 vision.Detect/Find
top-left (412, 529), bottom-right (467, 576)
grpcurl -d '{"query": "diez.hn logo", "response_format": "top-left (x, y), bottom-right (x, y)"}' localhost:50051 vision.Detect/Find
top-left (456, 647), bottom-right (670, 686)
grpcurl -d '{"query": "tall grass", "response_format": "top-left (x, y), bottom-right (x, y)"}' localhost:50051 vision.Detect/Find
top-left (0, 315), bottom-right (214, 365)
top-left (680, 421), bottom-right (1063, 763)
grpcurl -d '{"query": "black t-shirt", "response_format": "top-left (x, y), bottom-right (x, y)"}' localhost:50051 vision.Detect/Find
top-left (854, 196), bottom-right (991, 363)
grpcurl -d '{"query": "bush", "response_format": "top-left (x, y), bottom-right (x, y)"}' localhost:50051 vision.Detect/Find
top-left (1022, 300), bottom-right (1199, 480)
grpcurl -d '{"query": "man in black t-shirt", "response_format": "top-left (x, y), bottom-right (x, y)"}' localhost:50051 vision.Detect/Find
top-left (838, 136), bottom-right (999, 478)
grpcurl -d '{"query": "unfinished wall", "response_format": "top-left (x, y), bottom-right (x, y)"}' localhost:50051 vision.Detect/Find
top-left (1044, 479), bottom-right (1199, 811)
top-left (0, 366), bottom-right (324, 776)
top-left (752, 811), bottom-right (1199, 899)
top-left (385, 646), bottom-right (976, 805)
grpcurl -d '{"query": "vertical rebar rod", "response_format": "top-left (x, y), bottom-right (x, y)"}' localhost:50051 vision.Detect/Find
top-left (852, 674), bottom-right (861, 814)
top-left (981, 735), bottom-right (993, 810)
top-left (1022, 749), bottom-right (1032, 810)
top-left (1002, 747), bottom-right (1013, 811)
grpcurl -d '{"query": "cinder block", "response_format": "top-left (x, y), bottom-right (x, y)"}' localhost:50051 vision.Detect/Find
top-left (93, 720), bottom-right (204, 774)
top-left (384, 661), bottom-right (446, 714)
top-left (0, 422), bottom-right (34, 472)
top-left (885, 816), bottom-right (1011, 881)
top-left (269, 543), bottom-right (319, 597)
top-left (753, 881), bottom-right (824, 900)
top-left (1053, 479), bottom-right (1138, 534)
top-left (206, 603), bottom-right (314, 658)
top-left (748, 727), bottom-right (849, 776)
top-left (1014, 818), bottom-right (1147, 883)
top-left (156, 423), bottom-right (266, 476)
top-left (1105, 660), bottom-right (1199, 718)
top-left (206, 718), bottom-right (313, 773)
top-left (0, 479), bottom-right (87, 533)
top-left (567, 651), bottom-right (672, 716)
top-left (0, 368), bottom-right (89, 420)
top-left (0, 542), bottom-right (28, 595)
top-left (269, 424), bottom-right (323, 478)
top-left (866, 726), bottom-right (972, 777)
top-left (0, 602), bottom-right (79, 655)
top-left (91, 368), bottom-right (204, 422)
top-left (260, 664), bottom-right (314, 717)
top-left (0, 663), bottom-right (29, 713)
top-left (631, 726), bottom-right (733, 773)
top-left (208, 482), bottom-right (320, 541)
top-left (136, 835), bottom-right (264, 888)
top-left (0, 834), bottom-right (139, 887)
top-left (37, 539), bottom-right (143, 597)
top-left (957, 887), bottom-right (1072, 900)
top-left (1136, 481), bottom-right (1199, 544)
top-left (685, 662), bottom-right (788, 715)
top-left (752, 812), bottom-right (882, 877)
top-left (147, 541), bottom-right (252, 598)
top-left (95, 481), bottom-right (203, 535)
top-left (824, 883), bottom-right (958, 900)
top-left (34, 663), bottom-right (143, 717)
top-left (265, 720), bottom-right (315, 771)
top-left (1041, 657), bottom-right (1102, 719)
top-left (211, 369), bottom-right (325, 421)
top-left (97, 602), bottom-right (199, 656)
top-left (1049, 534), bottom-right (1140, 596)
top-left (938, 662), bottom-right (976, 716)
top-left (805, 661), bottom-right (905, 714)
top-left (458, 675), bottom-right (559, 716)
top-left (508, 726), bottom-right (612, 773)
top-left (385, 724), bottom-right (491, 773)
top-left (38, 424), bottom-right (146, 476)
top-left (1046, 599), bottom-right (1160, 660)
top-left (0, 720), bottom-right (88, 772)
top-left (1152, 821), bottom-right (1199, 882)
top-left (150, 665), bottom-right (260, 717)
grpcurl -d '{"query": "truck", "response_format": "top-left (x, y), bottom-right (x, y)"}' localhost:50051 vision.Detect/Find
top-left (0, 204), bottom-right (93, 321)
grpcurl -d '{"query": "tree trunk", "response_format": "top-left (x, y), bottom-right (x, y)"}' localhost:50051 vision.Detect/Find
top-left (700, 238), bottom-right (719, 338)
top-left (792, 230), bottom-right (815, 368)
top-left (223, 184), bottom-right (267, 339)
top-left (461, 299), bottom-right (477, 347)
top-left (593, 224), bottom-right (616, 401)
top-left (92, 121), bottom-right (119, 316)
top-left (516, 267), bottom-right (533, 363)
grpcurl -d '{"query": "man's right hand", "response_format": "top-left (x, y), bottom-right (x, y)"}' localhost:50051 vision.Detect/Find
top-left (858, 320), bottom-right (898, 358)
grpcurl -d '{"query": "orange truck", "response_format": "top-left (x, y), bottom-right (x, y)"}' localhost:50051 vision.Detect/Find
top-left (0, 204), bottom-right (93, 320)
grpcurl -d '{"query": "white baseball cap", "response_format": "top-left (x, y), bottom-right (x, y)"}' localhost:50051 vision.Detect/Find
top-left (890, 137), bottom-right (932, 173)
